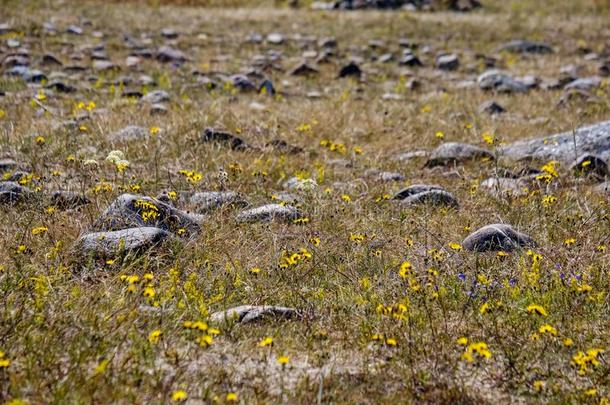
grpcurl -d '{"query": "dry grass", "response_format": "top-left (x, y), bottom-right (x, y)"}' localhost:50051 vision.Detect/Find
top-left (0, 0), bottom-right (609, 403)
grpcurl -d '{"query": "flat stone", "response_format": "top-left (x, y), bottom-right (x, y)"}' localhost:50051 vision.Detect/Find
top-left (364, 169), bottom-right (404, 182)
top-left (93, 193), bottom-right (202, 235)
top-left (188, 191), bottom-right (248, 213)
top-left (394, 150), bottom-right (428, 162)
top-left (150, 103), bottom-right (168, 115)
top-left (75, 227), bottom-right (171, 258)
top-left (210, 305), bottom-right (298, 324)
top-left (399, 190), bottom-right (459, 208)
top-left (283, 177), bottom-right (318, 191)
top-left (480, 177), bottom-right (529, 197)
top-left (392, 184), bottom-right (444, 200)
top-left (92, 60), bottom-right (118, 72)
top-left (142, 90), bottom-right (170, 104)
top-left (236, 204), bottom-right (301, 223)
top-left (564, 76), bottom-right (602, 91)
top-left (109, 125), bottom-right (148, 142)
top-left (160, 28), bottom-right (178, 39)
top-left (500, 120), bottom-right (610, 163)
top-left (462, 224), bottom-right (536, 252)
top-left (425, 142), bottom-right (494, 168)
top-left (498, 40), bottom-right (553, 54)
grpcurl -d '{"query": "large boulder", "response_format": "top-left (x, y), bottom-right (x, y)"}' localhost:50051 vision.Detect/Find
top-left (501, 121), bottom-right (610, 163)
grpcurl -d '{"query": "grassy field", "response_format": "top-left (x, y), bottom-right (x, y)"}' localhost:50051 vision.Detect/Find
top-left (0, 0), bottom-right (609, 403)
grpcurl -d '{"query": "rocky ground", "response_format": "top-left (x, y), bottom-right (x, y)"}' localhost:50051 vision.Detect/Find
top-left (0, 0), bottom-right (609, 403)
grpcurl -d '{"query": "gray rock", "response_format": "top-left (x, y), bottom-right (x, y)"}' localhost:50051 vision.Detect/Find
top-left (394, 150), bottom-right (428, 162)
top-left (142, 90), bottom-right (170, 104)
top-left (93, 193), bottom-right (202, 235)
top-left (259, 79), bottom-right (276, 95)
top-left (156, 46), bottom-right (186, 64)
top-left (50, 191), bottom-right (90, 209)
top-left (478, 70), bottom-right (529, 93)
top-left (557, 89), bottom-right (599, 106)
top-left (290, 62), bottom-right (319, 76)
top-left (436, 53), bottom-right (459, 71)
top-left (0, 181), bottom-right (34, 205)
top-left (599, 59), bottom-right (610, 77)
top-left (236, 204), bottom-right (301, 223)
top-left (399, 53), bottom-right (423, 67)
top-left (283, 177), bottom-right (317, 190)
top-left (75, 227), bottom-right (171, 258)
top-left (364, 169), bottom-right (404, 182)
top-left (160, 27), bottom-right (178, 39)
top-left (498, 40), bottom-right (553, 54)
top-left (564, 76), bottom-right (602, 91)
top-left (0, 158), bottom-right (18, 173)
top-left (200, 128), bottom-right (249, 150)
top-left (4, 171), bottom-right (30, 183)
top-left (480, 177), bottom-right (529, 197)
top-left (67, 25), bottom-right (83, 35)
top-left (109, 125), bottom-right (148, 142)
top-left (338, 61), bottom-right (362, 78)
top-left (210, 305), bottom-right (298, 324)
top-left (500, 120), bottom-right (610, 163)
top-left (478, 100), bottom-right (506, 115)
top-left (230, 74), bottom-right (257, 92)
top-left (266, 139), bottom-right (302, 154)
top-left (462, 224), bottom-right (536, 252)
top-left (594, 181), bottom-right (610, 194)
top-left (570, 154), bottom-right (608, 180)
top-left (45, 80), bottom-right (76, 93)
top-left (150, 103), bottom-right (168, 115)
top-left (92, 60), bottom-right (117, 72)
top-left (393, 184), bottom-right (444, 200)
top-left (266, 33), bottom-right (284, 44)
top-left (271, 192), bottom-right (303, 205)
top-left (425, 142), bottom-right (494, 168)
top-left (188, 191), bottom-right (248, 213)
top-left (400, 190), bottom-right (459, 208)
